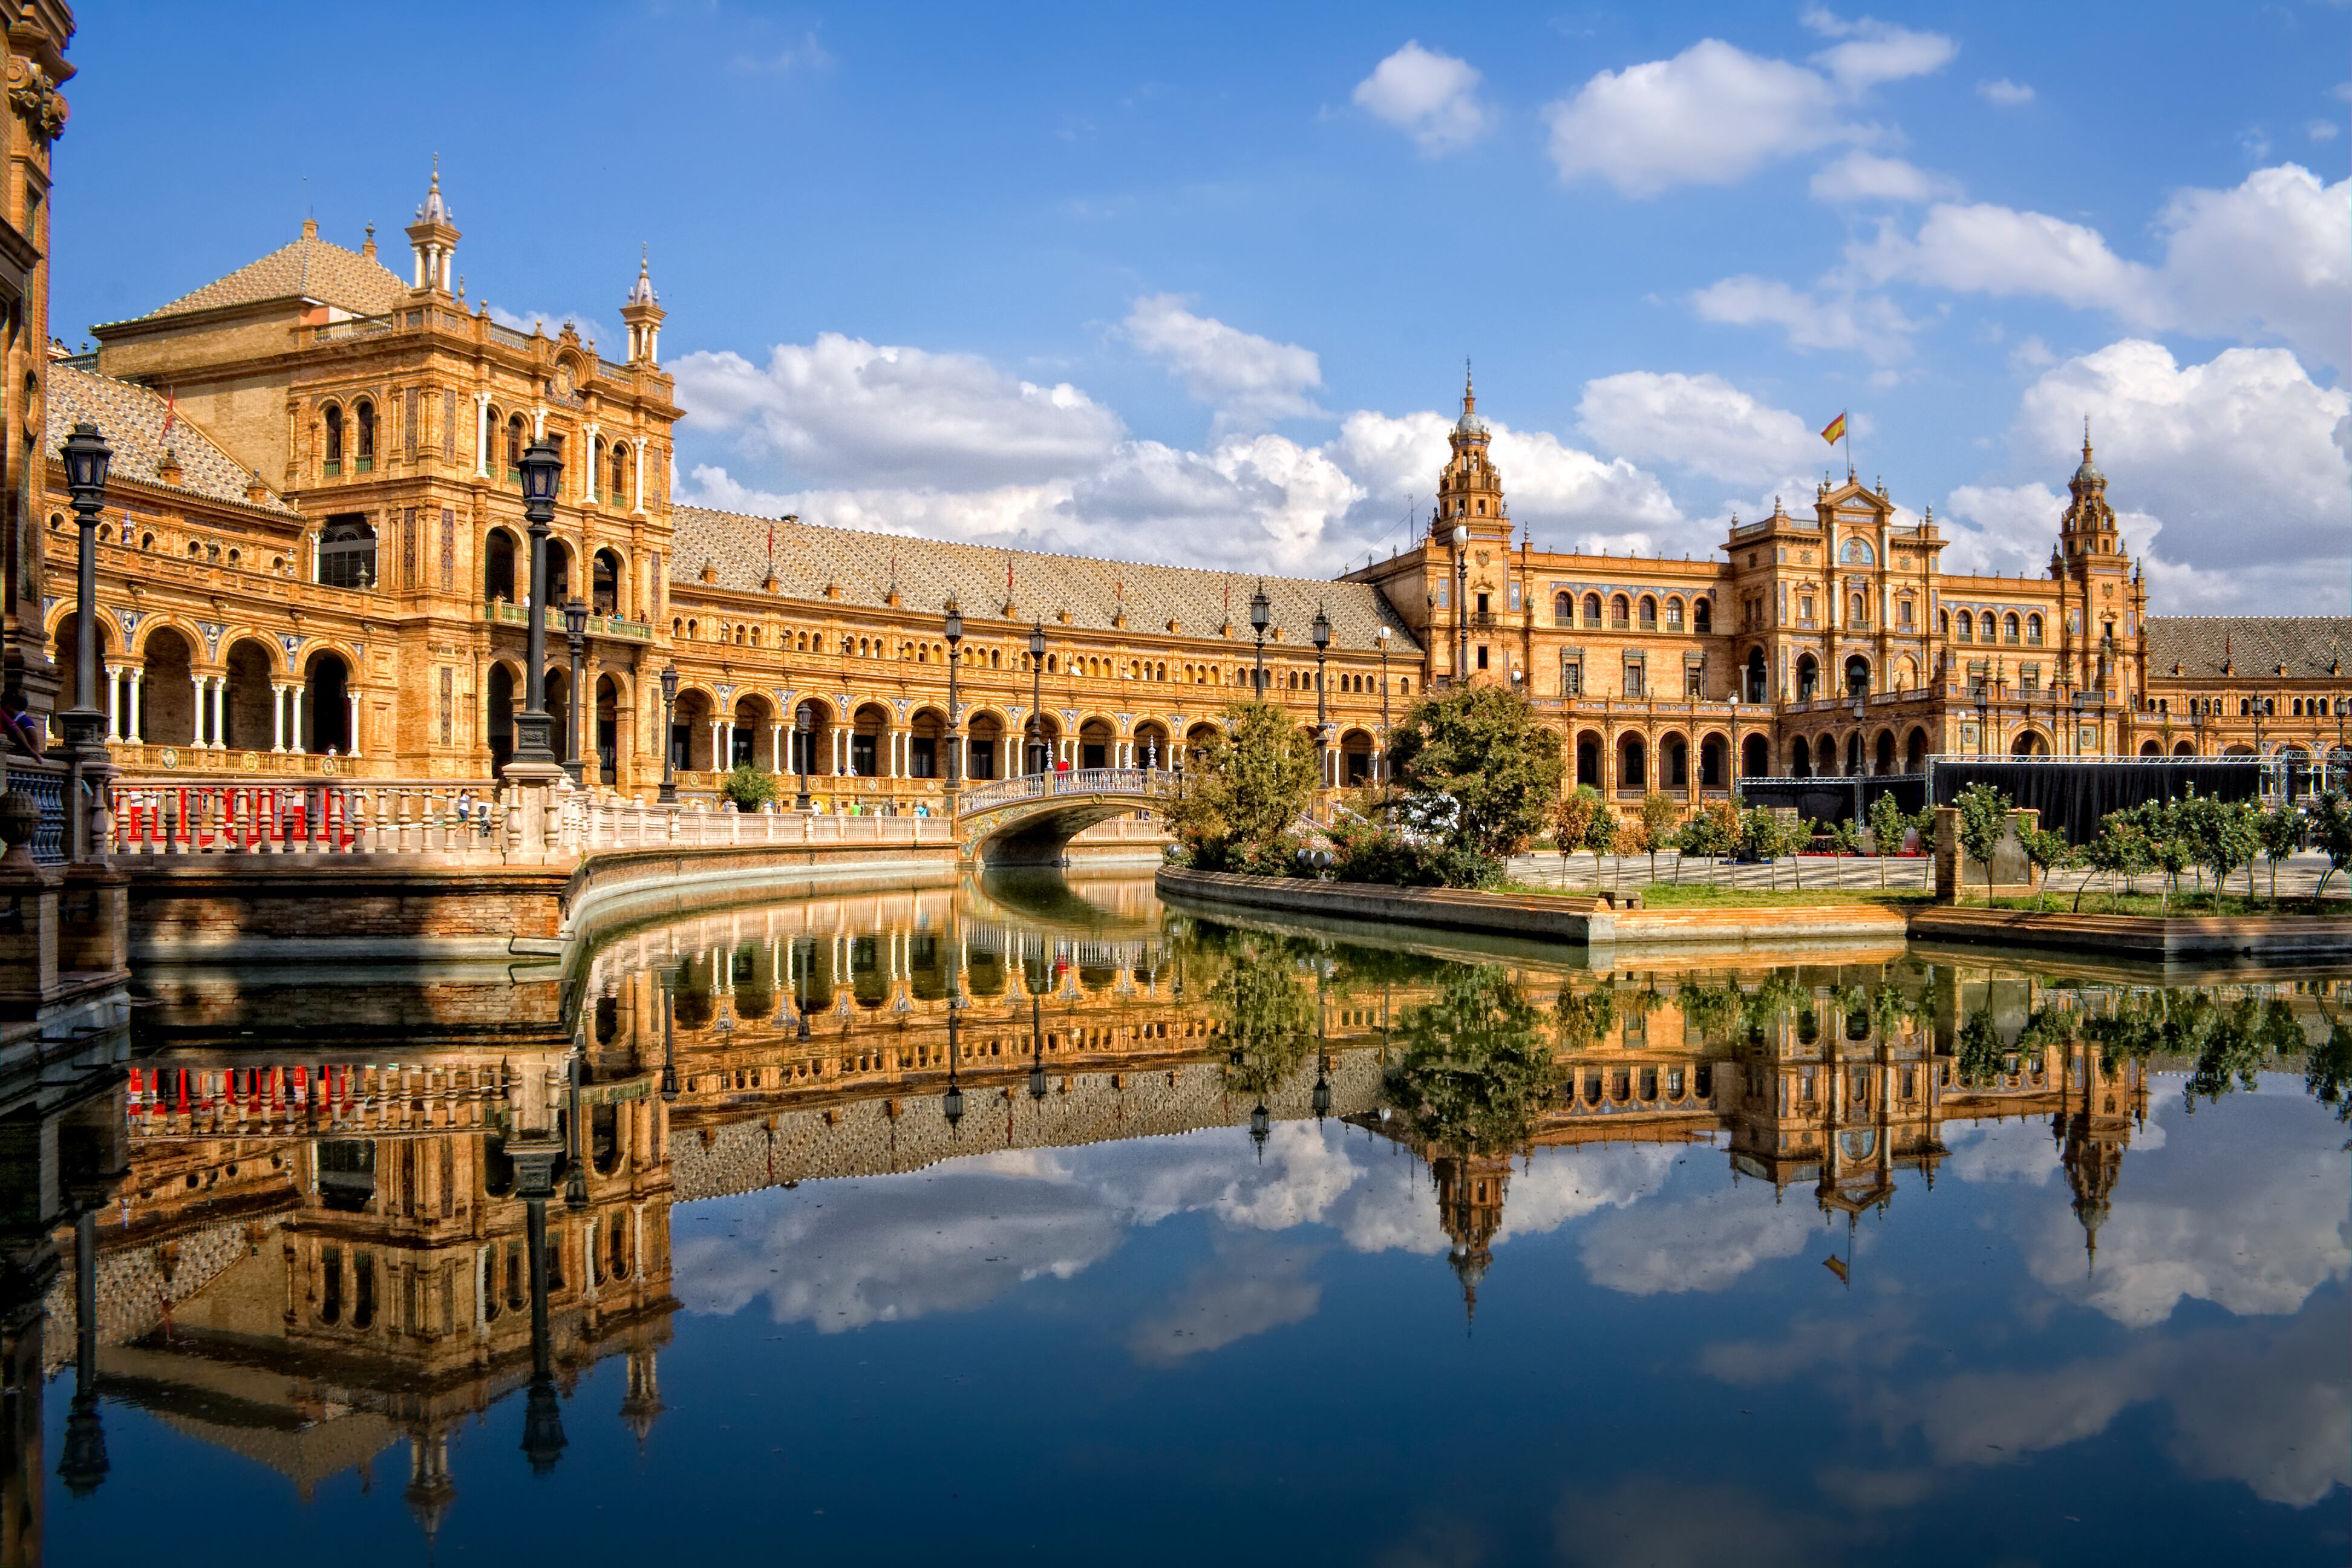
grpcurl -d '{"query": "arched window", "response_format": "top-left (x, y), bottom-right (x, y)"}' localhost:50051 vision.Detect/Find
top-left (611, 442), bottom-right (630, 500)
top-left (2004, 613), bottom-right (2020, 644)
top-left (1554, 591), bottom-right (1572, 624)
top-left (1850, 593), bottom-right (1866, 626)
top-left (1610, 595), bottom-right (1630, 628)
top-left (2026, 613), bottom-right (2043, 645)
top-left (1693, 598), bottom-right (1711, 633)
top-left (1638, 595), bottom-right (1658, 629)
top-left (506, 414), bottom-right (527, 476)
top-left (322, 405), bottom-right (344, 471)
top-left (1665, 597), bottom-right (1684, 630)
top-left (353, 399), bottom-right (375, 467)
top-left (1957, 612), bottom-right (1973, 642)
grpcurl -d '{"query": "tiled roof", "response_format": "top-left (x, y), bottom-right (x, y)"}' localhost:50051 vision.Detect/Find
top-left (130, 227), bottom-right (407, 323)
top-left (45, 363), bottom-right (295, 515)
top-left (2145, 617), bottom-right (2352, 679)
top-left (668, 508), bottom-right (1422, 654)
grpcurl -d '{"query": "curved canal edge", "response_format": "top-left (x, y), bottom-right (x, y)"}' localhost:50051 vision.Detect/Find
top-left (1158, 867), bottom-right (2352, 965)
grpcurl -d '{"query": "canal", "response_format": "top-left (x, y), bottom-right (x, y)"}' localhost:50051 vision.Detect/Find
top-left (36, 872), bottom-right (2351, 1566)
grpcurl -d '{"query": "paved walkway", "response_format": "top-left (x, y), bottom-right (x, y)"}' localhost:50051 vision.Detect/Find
top-left (1508, 849), bottom-right (2352, 901)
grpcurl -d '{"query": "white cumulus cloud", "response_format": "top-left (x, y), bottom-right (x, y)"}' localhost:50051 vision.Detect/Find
top-left (1976, 77), bottom-right (2034, 106)
top-left (1690, 275), bottom-right (1919, 364)
top-left (1123, 294), bottom-right (1326, 428)
top-left (1543, 39), bottom-right (1857, 198)
top-left (1351, 41), bottom-right (1493, 155)
top-left (1577, 371), bottom-right (1818, 485)
top-left (1809, 150), bottom-right (1958, 204)
top-left (1800, 7), bottom-right (1959, 91)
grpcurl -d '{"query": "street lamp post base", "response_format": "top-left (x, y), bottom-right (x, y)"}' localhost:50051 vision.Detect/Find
top-left (508, 713), bottom-right (562, 778)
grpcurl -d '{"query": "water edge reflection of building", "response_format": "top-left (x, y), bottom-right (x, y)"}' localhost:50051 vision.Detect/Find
top-left (22, 891), bottom-right (2343, 1560)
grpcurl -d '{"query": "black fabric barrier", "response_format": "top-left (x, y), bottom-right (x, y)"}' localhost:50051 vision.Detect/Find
top-left (1927, 759), bottom-right (2262, 844)
top-left (1734, 774), bottom-right (1927, 827)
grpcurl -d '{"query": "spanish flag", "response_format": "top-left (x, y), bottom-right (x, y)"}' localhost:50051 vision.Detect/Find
top-left (1820, 411), bottom-right (1847, 446)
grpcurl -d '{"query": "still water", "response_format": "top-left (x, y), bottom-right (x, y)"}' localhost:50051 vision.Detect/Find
top-left (32, 872), bottom-right (2352, 1566)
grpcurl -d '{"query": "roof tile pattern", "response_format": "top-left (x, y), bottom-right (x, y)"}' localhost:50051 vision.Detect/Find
top-left (670, 507), bottom-right (1420, 653)
top-left (134, 229), bottom-right (407, 322)
top-left (2145, 617), bottom-right (2352, 678)
top-left (46, 364), bottom-right (295, 515)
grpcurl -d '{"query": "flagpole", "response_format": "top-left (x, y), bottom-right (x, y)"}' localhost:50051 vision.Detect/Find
top-left (1842, 409), bottom-right (1853, 478)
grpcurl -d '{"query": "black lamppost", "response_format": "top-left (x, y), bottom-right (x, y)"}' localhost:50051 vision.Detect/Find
top-left (1249, 584), bottom-right (1271, 698)
top-left (59, 422), bottom-right (112, 753)
top-left (564, 1048), bottom-right (590, 1213)
top-left (943, 993), bottom-right (965, 1131)
top-left (942, 596), bottom-right (963, 811)
top-left (1311, 605), bottom-right (1331, 786)
top-left (58, 1208), bottom-right (107, 1497)
top-left (1027, 993), bottom-right (1048, 1103)
top-left (520, 1187), bottom-right (567, 1474)
top-left (509, 439), bottom-right (564, 773)
top-left (658, 964), bottom-right (680, 1103)
top-left (1376, 624), bottom-right (1391, 780)
top-left (1027, 622), bottom-right (1047, 773)
top-left (658, 665), bottom-right (679, 803)
top-left (794, 702), bottom-right (814, 810)
top-left (563, 598), bottom-right (589, 785)
top-left (1451, 523), bottom-right (1469, 682)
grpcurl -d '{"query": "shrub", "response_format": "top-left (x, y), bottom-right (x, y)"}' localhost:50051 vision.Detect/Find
top-left (721, 763), bottom-right (777, 812)
top-left (1162, 701), bottom-right (1318, 872)
top-left (1327, 817), bottom-right (1499, 889)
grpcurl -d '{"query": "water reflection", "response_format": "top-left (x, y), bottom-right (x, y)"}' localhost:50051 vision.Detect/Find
top-left (15, 874), bottom-right (2348, 1564)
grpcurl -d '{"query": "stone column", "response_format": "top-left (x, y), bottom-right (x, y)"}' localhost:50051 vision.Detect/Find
top-left (347, 691), bottom-right (362, 758)
top-left (128, 668), bottom-right (145, 743)
top-left (104, 662), bottom-right (123, 739)
top-left (632, 439), bottom-right (647, 515)
top-left (213, 676), bottom-right (229, 750)
top-left (769, 722), bottom-right (783, 770)
top-left (474, 392), bottom-right (492, 477)
top-left (189, 670), bottom-right (206, 745)
top-left (584, 422), bottom-right (600, 501)
top-left (291, 686), bottom-right (307, 753)
top-left (270, 684), bottom-right (286, 753)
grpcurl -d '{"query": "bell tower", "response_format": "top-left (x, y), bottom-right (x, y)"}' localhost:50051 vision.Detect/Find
top-left (2051, 422), bottom-right (2143, 708)
top-left (405, 157), bottom-right (459, 296)
top-left (622, 246), bottom-right (665, 365)
top-left (1431, 369), bottom-right (1509, 546)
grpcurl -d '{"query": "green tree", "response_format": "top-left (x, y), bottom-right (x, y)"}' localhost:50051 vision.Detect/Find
top-left (2308, 789), bottom-right (2352, 903)
top-left (1553, 984), bottom-right (1617, 1053)
top-left (2178, 790), bottom-right (2262, 906)
top-left (1866, 792), bottom-right (1908, 888)
top-left (1553, 785), bottom-right (1604, 888)
top-left (721, 762), bottom-right (777, 812)
top-left (2255, 803), bottom-right (2304, 903)
top-left (2017, 820), bottom-right (2074, 911)
top-left (1385, 684), bottom-right (1566, 863)
top-left (1675, 799), bottom-right (1739, 885)
top-left (2305, 1007), bottom-right (2352, 1123)
top-left (1953, 783), bottom-right (2013, 904)
top-left (1213, 930), bottom-right (1318, 1100)
top-left (1638, 791), bottom-right (1682, 883)
top-left (2079, 809), bottom-right (2152, 912)
top-left (1383, 966), bottom-right (1558, 1158)
top-left (1739, 805), bottom-right (1795, 891)
top-left (1162, 701), bottom-right (1318, 874)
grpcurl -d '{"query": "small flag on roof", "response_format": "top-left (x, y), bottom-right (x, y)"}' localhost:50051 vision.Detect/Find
top-left (1820, 411), bottom-right (1847, 446)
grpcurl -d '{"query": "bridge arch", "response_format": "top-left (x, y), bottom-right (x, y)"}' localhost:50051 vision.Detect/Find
top-left (955, 767), bottom-right (1169, 866)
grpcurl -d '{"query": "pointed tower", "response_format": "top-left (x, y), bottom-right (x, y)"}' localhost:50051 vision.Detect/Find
top-left (1432, 368), bottom-right (1508, 542)
top-left (404, 157), bottom-right (460, 296)
top-left (617, 1345), bottom-right (665, 1452)
top-left (1431, 1149), bottom-right (1511, 1330)
top-left (622, 246), bottom-right (665, 365)
top-left (2053, 420), bottom-right (2140, 713)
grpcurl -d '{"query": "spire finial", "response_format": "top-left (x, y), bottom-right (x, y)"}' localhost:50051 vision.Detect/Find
top-left (1463, 356), bottom-right (1474, 413)
top-left (2082, 413), bottom-right (2092, 463)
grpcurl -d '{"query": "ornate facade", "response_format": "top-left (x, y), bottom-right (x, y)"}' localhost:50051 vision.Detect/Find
top-left (17, 171), bottom-right (2350, 814)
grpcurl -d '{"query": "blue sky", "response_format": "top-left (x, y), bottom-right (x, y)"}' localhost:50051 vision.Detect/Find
top-left (53, 2), bottom-right (2351, 609)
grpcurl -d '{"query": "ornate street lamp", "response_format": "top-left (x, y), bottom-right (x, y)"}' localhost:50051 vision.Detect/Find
top-left (1451, 523), bottom-right (1471, 682)
top-left (59, 422), bottom-right (112, 754)
top-left (1249, 1099), bottom-right (1271, 1158)
top-left (1311, 605), bottom-right (1332, 786)
top-left (794, 702), bottom-right (815, 811)
top-left (1249, 584), bottom-right (1271, 698)
top-left (1027, 993), bottom-right (1048, 1103)
top-left (564, 1048), bottom-right (590, 1213)
top-left (658, 665), bottom-right (679, 803)
top-left (508, 439), bottom-right (565, 773)
top-left (1027, 622), bottom-right (1047, 773)
top-left (57, 1210), bottom-right (106, 1497)
top-left (943, 992), bottom-right (965, 1131)
top-left (658, 964), bottom-right (681, 1103)
top-left (563, 598), bottom-right (589, 785)
top-left (1375, 624), bottom-right (1391, 780)
top-left (942, 596), bottom-right (964, 811)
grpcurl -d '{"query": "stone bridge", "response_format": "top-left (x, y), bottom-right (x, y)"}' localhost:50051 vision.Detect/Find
top-left (953, 767), bottom-right (1171, 866)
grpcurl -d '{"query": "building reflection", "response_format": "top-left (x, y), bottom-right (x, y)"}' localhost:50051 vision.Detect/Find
top-left (12, 880), bottom-right (2338, 1562)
